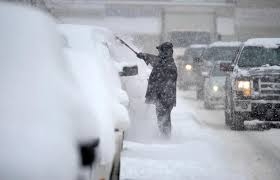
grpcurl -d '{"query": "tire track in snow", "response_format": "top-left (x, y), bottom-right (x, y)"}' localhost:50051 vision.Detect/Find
top-left (241, 133), bottom-right (280, 179)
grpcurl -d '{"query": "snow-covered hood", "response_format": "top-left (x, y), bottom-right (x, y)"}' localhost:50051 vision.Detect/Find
top-left (235, 66), bottom-right (280, 78)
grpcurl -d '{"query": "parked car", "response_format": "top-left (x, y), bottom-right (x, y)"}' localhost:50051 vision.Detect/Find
top-left (203, 61), bottom-right (227, 109)
top-left (0, 3), bottom-right (100, 180)
top-left (195, 41), bottom-right (241, 100)
top-left (177, 44), bottom-right (207, 89)
top-left (58, 24), bottom-right (136, 180)
top-left (222, 38), bottom-right (280, 130)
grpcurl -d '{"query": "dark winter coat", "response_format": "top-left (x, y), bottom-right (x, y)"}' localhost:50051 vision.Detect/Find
top-left (142, 54), bottom-right (177, 107)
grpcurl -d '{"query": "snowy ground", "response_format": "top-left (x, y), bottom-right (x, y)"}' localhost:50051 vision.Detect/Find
top-left (121, 90), bottom-right (280, 180)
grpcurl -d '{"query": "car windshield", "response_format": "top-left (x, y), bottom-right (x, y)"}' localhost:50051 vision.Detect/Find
top-left (203, 47), bottom-right (239, 62)
top-left (211, 64), bottom-right (227, 76)
top-left (183, 47), bottom-right (205, 62)
top-left (238, 46), bottom-right (280, 68)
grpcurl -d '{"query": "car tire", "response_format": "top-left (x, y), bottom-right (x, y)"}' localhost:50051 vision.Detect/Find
top-left (231, 112), bottom-right (245, 130)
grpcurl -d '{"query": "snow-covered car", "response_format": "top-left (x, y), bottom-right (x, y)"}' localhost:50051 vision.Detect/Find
top-left (0, 3), bottom-right (101, 180)
top-left (222, 38), bottom-right (280, 130)
top-left (195, 41), bottom-right (241, 100)
top-left (203, 61), bottom-right (227, 109)
top-left (58, 24), bottom-right (135, 180)
top-left (177, 44), bottom-right (207, 89)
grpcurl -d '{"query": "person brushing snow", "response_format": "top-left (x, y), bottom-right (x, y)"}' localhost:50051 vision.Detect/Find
top-left (137, 42), bottom-right (177, 137)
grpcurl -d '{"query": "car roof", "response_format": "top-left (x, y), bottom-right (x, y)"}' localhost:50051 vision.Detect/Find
top-left (244, 38), bottom-right (280, 48)
top-left (209, 41), bottom-right (242, 48)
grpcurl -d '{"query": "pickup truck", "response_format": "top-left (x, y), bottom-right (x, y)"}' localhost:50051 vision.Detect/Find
top-left (222, 38), bottom-right (280, 130)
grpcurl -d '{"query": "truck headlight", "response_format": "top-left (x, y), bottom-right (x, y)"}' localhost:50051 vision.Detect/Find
top-left (236, 80), bottom-right (251, 96)
top-left (213, 85), bottom-right (219, 92)
top-left (185, 64), bottom-right (192, 71)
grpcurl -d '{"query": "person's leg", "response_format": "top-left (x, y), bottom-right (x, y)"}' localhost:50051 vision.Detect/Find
top-left (156, 103), bottom-right (172, 137)
top-left (155, 103), bottom-right (164, 134)
top-left (162, 106), bottom-right (172, 136)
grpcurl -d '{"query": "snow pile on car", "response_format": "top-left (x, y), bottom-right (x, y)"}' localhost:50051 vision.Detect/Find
top-left (209, 41), bottom-right (242, 47)
top-left (59, 24), bottom-right (125, 165)
top-left (189, 44), bottom-right (208, 48)
top-left (244, 38), bottom-right (280, 48)
top-left (0, 4), bottom-right (93, 180)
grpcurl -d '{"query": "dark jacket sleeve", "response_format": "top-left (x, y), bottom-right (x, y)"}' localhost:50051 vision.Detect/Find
top-left (142, 53), bottom-right (160, 67)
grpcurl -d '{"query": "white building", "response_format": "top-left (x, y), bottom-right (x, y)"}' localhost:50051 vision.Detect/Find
top-left (7, 0), bottom-right (280, 51)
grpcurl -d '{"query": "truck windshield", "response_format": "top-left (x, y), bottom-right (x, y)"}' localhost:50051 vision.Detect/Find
top-left (203, 47), bottom-right (239, 62)
top-left (238, 46), bottom-right (280, 68)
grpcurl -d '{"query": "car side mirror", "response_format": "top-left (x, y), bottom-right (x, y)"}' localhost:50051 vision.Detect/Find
top-left (193, 57), bottom-right (203, 65)
top-left (79, 138), bottom-right (100, 168)
top-left (220, 62), bottom-right (234, 72)
top-left (119, 65), bottom-right (138, 76)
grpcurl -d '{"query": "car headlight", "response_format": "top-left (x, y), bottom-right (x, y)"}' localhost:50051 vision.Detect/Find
top-left (236, 80), bottom-right (251, 96)
top-left (185, 64), bottom-right (192, 71)
top-left (213, 85), bottom-right (219, 92)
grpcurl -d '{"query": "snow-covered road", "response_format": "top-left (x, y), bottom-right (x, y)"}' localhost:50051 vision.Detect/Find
top-left (121, 90), bottom-right (280, 180)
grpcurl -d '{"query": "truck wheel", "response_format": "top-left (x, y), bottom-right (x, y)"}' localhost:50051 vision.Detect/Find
top-left (231, 112), bottom-right (245, 130)
top-left (224, 97), bottom-right (232, 126)
top-left (225, 111), bottom-right (232, 126)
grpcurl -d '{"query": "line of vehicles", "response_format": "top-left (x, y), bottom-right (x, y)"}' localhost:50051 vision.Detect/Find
top-left (176, 38), bottom-right (280, 130)
top-left (0, 3), bottom-right (151, 180)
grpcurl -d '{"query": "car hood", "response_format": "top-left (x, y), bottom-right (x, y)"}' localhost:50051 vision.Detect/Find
top-left (235, 66), bottom-right (280, 77)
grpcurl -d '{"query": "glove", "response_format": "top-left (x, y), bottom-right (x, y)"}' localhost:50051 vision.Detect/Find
top-left (137, 52), bottom-right (145, 59)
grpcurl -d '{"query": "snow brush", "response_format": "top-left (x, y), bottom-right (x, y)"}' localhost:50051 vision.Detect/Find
top-left (115, 36), bottom-right (139, 55)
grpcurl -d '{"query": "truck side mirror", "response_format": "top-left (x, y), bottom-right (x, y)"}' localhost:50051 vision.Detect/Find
top-left (220, 62), bottom-right (234, 72)
top-left (79, 138), bottom-right (100, 168)
top-left (119, 65), bottom-right (138, 76)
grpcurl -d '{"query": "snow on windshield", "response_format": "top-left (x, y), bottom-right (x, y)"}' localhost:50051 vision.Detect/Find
top-left (203, 46), bottom-right (239, 62)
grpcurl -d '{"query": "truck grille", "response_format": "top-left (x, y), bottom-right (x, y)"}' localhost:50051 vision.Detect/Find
top-left (253, 75), bottom-right (280, 96)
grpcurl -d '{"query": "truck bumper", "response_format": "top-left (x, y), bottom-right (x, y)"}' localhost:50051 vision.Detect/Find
top-left (234, 99), bottom-right (280, 120)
